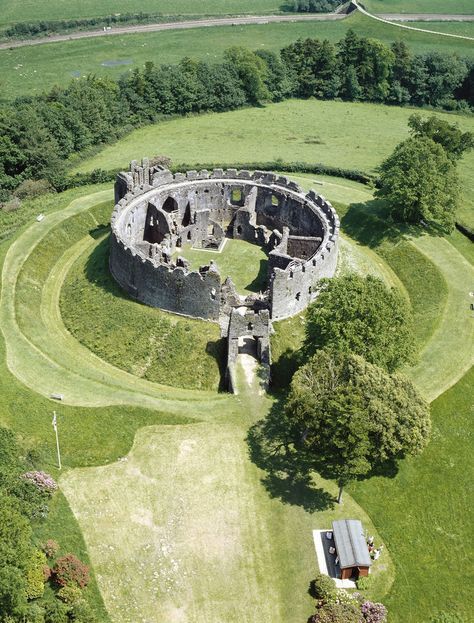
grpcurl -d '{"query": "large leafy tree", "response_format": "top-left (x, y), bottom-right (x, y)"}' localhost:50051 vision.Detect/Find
top-left (408, 113), bottom-right (474, 161)
top-left (224, 46), bottom-right (270, 104)
top-left (284, 349), bottom-right (430, 502)
top-left (305, 274), bottom-right (415, 372)
top-left (376, 136), bottom-right (460, 230)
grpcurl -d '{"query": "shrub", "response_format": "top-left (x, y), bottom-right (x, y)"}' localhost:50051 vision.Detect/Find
top-left (26, 550), bottom-right (48, 599)
top-left (1, 197), bottom-right (21, 213)
top-left (356, 575), bottom-right (372, 591)
top-left (361, 600), bottom-right (388, 623)
top-left (13, 179), bottom-right (54, 200)
top-left (70, 599), bottom-right (97, 623)
top-left (26, 603), bottom-right (46, 623)
top-left (53, 554), bottom-right (89, 588)
top-left (22, 471), bottom-right (58, 495)
top-left (42, 539), bottom-right (59, 559)
top-left (310, 601), bottom-right (361, 623)
top-left (57, 585), bottom-right (83, 605)
top-left (309, 573), bottom-right (336, 602)
top-left (44, 599), bottom-right (70, 623)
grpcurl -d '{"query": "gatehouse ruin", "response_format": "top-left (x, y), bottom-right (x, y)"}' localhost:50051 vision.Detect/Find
top-left (110, 160), bottom-right (340, 390)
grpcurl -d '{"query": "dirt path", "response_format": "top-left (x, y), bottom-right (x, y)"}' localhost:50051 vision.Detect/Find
top-left (1, 10), bottom-right (473, 50)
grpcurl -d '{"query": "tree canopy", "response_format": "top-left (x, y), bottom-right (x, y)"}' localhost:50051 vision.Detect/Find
top-left (408, 113), bottom-right (474, 161)
top-left (305, 274), bottom-right (416, 372)
top-left (376, 135), bottom-right (460, 230)
top-left (284, 349), bottom-right (431, 501)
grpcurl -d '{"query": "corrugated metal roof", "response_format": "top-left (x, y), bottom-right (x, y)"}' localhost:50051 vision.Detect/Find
top-left (332, 519), bottom-right (372, 569)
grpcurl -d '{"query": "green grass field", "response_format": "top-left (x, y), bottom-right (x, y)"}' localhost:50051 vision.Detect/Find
top-left (76, 99), bottom-right (474, 229)
top-left (0, 0), bottom-right (285, 28)
top-left (59, 396), bottom-right (393, 623)
top-left (365, 0), bottom-right (474, 14)
top-left (1, 12), bottom-right (473, 100)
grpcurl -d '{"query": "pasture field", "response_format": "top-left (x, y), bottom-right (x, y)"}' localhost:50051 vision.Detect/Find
top-left (75, 98), bottom-right (474, 228)
top-left (1, 12), bottom-right (474, 99)
top-left (365, 0), bottom-right (474, 14)
top-left (0, 0), bottom-right (284, 28)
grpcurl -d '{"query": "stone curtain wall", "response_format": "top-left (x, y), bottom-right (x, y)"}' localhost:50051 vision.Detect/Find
top-left (110, 163), bottom-right (339, 322)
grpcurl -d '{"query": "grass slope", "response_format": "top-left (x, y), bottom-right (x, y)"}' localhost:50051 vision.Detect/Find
top-left (61, 232), bottom-right (223, 390)
top-left (0, 188), bottom-right (226, 412)
top-left (1, 12), bottom-right (474, 99)
top-left (350, 367), bottom-right (474, 622)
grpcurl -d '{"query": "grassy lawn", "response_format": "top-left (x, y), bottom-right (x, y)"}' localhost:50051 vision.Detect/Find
top-left (365, 0), bottom-right (474, 14)
top-left (74, 99), bottom-right (474, 229)
top-left (349, 367), bottom-right (474, 622)
top-left (0, 0), bottom-right (284, 28)
top-left (60, 398), bottom-right (393, 623)
top-left (61, 230), bottom-right (224, 390)
top-left (173, 238), bottom-right (268, 294)
top-left (1, 12), bottom-right (473, 99)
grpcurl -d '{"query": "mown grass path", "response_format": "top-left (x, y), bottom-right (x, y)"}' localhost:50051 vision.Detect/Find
top-left (0, 190), bottom-right (224, 415)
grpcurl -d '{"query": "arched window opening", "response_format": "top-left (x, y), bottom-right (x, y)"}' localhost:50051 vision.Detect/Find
top-left (162, 196), bottom-right (178, 213)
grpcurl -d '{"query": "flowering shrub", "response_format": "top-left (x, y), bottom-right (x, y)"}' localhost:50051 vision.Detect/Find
top-left (361, 600), bottom-right (388, 623)
top-left (42, 538), bottom-right (59, 558)
top-left (53, 554), bottom-right (90, 588)
top-left (22, 471), bottom-right (58, 494)
top-left (57, 584), bottom-right (83, 605)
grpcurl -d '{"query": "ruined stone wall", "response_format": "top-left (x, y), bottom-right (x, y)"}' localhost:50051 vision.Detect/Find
top-left (110, 163), bottom-right (339, 322)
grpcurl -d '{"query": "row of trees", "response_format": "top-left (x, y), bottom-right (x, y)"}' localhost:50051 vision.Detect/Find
top-left (291, 0), bottom-right (341, 12)
top-left (0, 428), bottom-right (95, 623)
top-left (1, 30), bottom-right (473, 200)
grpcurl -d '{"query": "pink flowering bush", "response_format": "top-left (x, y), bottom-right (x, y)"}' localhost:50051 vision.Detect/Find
top-left (361, 601), bottom-right (388, 623)
top-left (22, 470), bottom-right (58, 494)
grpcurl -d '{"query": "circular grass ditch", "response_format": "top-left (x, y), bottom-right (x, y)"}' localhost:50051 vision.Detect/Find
top-left (52, 204), bottom-right (225, 391)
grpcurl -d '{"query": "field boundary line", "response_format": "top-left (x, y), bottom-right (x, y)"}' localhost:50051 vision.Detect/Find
top-left (355, 1), bottom-right (474, 41)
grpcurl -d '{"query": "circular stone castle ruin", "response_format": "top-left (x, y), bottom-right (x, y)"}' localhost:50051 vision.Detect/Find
top-left (110, 159), bottom-right (340, 390)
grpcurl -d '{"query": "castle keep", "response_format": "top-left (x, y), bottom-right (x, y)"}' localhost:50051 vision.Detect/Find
top-left (110, 160), bottom-right (340, 390)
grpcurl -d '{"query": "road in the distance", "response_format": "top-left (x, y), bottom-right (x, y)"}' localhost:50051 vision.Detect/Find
top-left (0, 12), bottom-right (473, 51)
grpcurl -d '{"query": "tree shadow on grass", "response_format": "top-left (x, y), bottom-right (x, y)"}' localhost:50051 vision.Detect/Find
top-left (247, 397), bottom-right (335, 513)
top-left (341, 199), bottom-right (447, 250)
